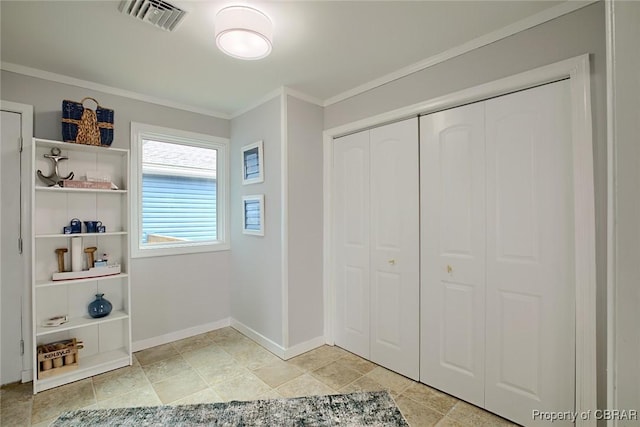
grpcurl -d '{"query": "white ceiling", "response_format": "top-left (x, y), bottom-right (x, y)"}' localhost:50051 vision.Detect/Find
top-left (1, 1), bottom-right (569, 117)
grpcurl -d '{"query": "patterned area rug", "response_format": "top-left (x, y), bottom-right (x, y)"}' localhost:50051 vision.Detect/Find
top-left (51, 391), bottom-right (408, 426)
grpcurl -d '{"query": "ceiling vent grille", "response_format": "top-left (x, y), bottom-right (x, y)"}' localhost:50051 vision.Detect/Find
top-left (118, 0), bottom-right (186, 32)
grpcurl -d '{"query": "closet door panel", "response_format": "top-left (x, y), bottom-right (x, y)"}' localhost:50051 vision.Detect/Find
top-left (420, 103), bottom-right (486, 406)
top-left (370, 118), bottom-right (419, 380)
top-left (333, 130), bottom-right (371, 359)
top-left (484, 80), bottom-right (575, 426)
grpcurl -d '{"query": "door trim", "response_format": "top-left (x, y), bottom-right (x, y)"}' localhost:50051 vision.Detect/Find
top-left (323, 54), bottom-right (596, 425)
top-left (0, 100), bottom-right (34, 383)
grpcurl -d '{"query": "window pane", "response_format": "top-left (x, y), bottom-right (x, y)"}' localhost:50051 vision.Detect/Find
top-left (141, 140), bottom-right (217, 245)
top-left (244, 199), bottom-right (261, 231)
top-left (243, 147), bottom-right (260, 180)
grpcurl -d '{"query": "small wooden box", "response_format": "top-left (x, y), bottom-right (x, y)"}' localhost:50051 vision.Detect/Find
top-left (37, 339), bottom-right (80, 379)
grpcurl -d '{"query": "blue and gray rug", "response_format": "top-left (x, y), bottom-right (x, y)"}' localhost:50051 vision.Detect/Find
top-left (51, 391), bottom-right (408, 426)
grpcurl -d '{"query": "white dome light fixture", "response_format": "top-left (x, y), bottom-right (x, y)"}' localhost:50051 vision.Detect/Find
top-left (215, 6), bottom-right (273, 60)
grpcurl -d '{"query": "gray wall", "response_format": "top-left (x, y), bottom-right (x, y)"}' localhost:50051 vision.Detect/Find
top-left (230, 97), bottom-right (283, 346)
top-left (286, 95), bottom-right (324, 346)
top-left (1, 70), bottom-right (231, 343)
top-left (324, 2), bottom-right (609, 411)
top-left (611, 1), bottom-right (640, 422)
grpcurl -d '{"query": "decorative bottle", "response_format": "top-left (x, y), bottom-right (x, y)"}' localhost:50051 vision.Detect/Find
top-left (88, 293), bottom-right (112, 318)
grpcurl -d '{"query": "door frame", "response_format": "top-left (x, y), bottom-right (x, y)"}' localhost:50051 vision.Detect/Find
top-left (323, 54), bottom-right (596, 424)
top-left (0, 100), bottom-right (34, 383)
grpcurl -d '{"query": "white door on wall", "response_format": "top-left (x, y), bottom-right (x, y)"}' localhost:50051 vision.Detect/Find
top-left (1, 110), bottom-right (25, 385)
top-left (369, 120), bottom-right (419, 380)
top-left (333, 129), bottom-right (371, 359)
top-left (420, 102), bottom-right (487, 406)
top-left (484, 80), bottom-right (574, 426)
top-left (333, 118), bottom-right (419, 380)
top-left (420, 80), bottom-right (575, 426)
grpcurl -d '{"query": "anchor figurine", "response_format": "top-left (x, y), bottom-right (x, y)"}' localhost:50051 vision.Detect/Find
top-left (37, 147), bottom-right (74, 186)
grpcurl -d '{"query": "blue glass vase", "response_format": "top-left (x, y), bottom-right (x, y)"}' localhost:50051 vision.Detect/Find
top-left (88, 293), bottom-right (112, 318)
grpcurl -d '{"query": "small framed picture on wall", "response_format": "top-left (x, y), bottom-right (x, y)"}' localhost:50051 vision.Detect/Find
top-left (242, 194), bottom-right (264, 236)
top-left (241, 141), bottom-right (264, 185)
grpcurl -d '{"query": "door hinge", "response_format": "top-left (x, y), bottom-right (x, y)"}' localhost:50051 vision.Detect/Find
top-left (18, 237), bottom-right (23, 254)
top-left (20, 339), bottom-right (24, 356)
top-left (18, 136), bottom-right (23, 153)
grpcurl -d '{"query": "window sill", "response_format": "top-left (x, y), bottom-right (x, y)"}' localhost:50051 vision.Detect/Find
top-left (131, 241), bottom-right (230, 258)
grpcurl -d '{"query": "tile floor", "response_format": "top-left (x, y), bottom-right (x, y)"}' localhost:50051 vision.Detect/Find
top-left (0, 327), bottom-right (518, 426)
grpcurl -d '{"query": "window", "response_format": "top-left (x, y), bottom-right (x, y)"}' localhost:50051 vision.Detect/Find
top-left (131, 123), bottom-right (229, 257)
top-left (242, 195), bottom-right (264, 236)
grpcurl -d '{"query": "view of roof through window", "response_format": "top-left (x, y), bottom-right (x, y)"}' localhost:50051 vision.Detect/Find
top-left (142, 140), bottom-right (217, 178)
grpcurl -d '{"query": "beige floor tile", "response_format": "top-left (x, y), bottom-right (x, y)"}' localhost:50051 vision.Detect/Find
top-left (396, 396), bottom-right (445, 427)
top-left (1, 401), bottom-right (32, 426)
top-left (447, 401), bottom-right (518, 426)
top-left (339, 375), bottom-right (386, 394)
top-left (214, 335), bottom-right (260, 356)
top-left (287, 345), bottom-right (346, 372)
top-left (257, 389), bottom-right (284, 400)
top-left (435, 416), bottom-right (466, 427)
top-left (180, 343), bottom-right (230, 368)
top-left (276, 373), bottom-right (337, 398)
top-left (92, 365), bottom-right (149, 401)
top-left (194, 356), bottom-right (247, 386)
top-left (365, 366), bottom-right (414, 395)
top-left (1, 382), bottom-right (33, 409)
top-left (142, 355), bottom-right (192, 383)
top-left (337, 352), bottom-right (378, 374)
top-left (401, 383), bottom-right (458, 414)
top-left (96, 384), bottom-right (161, 409)
top-left (206, 327), bottom-right (244, 342)
top-left (211, 371), bottom-right (272, 402)
top-left (171, 388), bottom-right (224, 405)
top-left (311, 360), bottom-right (363, 390)
top-left (31, 379), bottom-right (95, 424)
top-left (134, 343), bottom-right (179, 366)
top-left (152, 369), bottom-right (208, 404)
top-left (233, 345), bottom-right (281, 370)
top-left (172, 333), bottom-right (214, 354)
top-left (252, 360), bottom-right (303, 388)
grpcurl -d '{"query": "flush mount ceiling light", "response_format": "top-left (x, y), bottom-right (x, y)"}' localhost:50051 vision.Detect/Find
top-left (215, 6), bottom-right (273, 60)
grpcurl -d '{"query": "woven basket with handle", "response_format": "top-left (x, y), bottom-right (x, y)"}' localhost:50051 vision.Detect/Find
top-left (62, 97), bottom-right (114, 146)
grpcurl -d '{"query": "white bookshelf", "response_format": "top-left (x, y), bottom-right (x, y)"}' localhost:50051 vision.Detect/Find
top-left (30, 138), bottom-right (132, 393)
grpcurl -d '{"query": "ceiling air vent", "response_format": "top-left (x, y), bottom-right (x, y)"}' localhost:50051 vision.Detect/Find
top-left (118, 0), bottom-right (186, 32)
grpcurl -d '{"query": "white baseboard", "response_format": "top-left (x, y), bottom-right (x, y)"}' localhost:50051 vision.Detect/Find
top-left (132, 318), bottom-right (230, 352)
top-left (282, 335), bottom-right (327, 360)
top-left (132, 317), bottom-right (326, 359)
top-left (230, 318), bottom-right (326, 360)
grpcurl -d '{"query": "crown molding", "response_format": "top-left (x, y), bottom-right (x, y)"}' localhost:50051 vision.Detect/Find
top-left (0, 62), bottom-right (231, 120)
top-left (323, 0), bottom-right (597, 107)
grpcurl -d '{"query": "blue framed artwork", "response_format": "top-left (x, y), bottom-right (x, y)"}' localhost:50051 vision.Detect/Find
top-left (242, 140), bottom-right (264, 185)
top-left (242, 194), bottom-right (264, 236)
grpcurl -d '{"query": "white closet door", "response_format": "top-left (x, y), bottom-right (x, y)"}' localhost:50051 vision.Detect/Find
top-left (484, 80), bottom-right (575, 426)
top-left (1, 110), bottom-right (24, 384)
top-left (420, 103), bottom-right (486, 405)
top-left (333, 130), bottom-right (371, 359)
top-left (369, 118), bottom-right (419, 380)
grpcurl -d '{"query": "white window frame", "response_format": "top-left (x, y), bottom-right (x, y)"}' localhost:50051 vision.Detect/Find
top-left (130, 122), bottom-right (230, 258)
